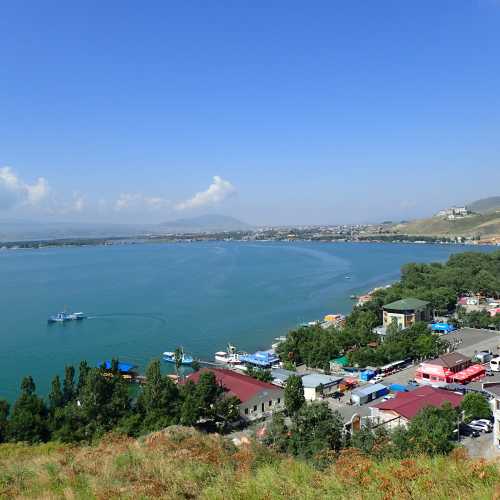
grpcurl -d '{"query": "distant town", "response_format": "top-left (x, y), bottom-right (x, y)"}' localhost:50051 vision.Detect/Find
top-left (0, 222), bottom-right (492, 251)
top-left (1, 196), bottom-right (499, 249)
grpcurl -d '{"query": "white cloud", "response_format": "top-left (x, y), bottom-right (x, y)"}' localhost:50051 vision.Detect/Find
top-left (175, 176), bottom-right (235, 211)
top-left (72, 193), bottom-right (85, 213)
top-left (114, 193), bottom-right (170, 212)
top-left (0, 166), bottom-right (50, 210)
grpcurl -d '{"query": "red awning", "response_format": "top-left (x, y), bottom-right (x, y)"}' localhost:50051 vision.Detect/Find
top-left (451, 364), bottom-right (485, 382)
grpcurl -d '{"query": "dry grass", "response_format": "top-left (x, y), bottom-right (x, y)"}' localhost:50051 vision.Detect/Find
top-left (0, 428), bottom-right (499, 499)
top-left (393, 212), bottom-right (500, 237)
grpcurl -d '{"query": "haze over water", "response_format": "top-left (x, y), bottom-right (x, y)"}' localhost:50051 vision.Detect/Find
top-left (0, 242), bottom-right (494, 399)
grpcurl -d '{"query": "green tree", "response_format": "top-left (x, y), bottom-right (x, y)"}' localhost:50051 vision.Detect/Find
top-left (395, 403), bottom-right (458, 456)
top-left (288, 402), bottom-right (344, 459)
top-left (138, 359), bottom-right (180, 431)
top-left (214, 395), bottom-right (241, 430)
top-left (284, 375), bottom-right (305, 416)
top-left (77, 367), bottom-right (131, 439)
top-left (0, 400), bottom-right (9, 443)
top-left (7, 376), bottom-right (48, 443)
top-left (179, 380), bottom-right (200, 426)
top-left (350, 423), bottom-right (393, 459)
top-left (62, 366), bottom-right (76, 404)
top-left (48, 375), bottom-right (64, 412)
top-left (460, 392), bottom-right (492, 423)
top-left (174, 347), bottom-right (183, 377)
top-left (247, 366), bottom-right (273, 382)
top-left (196, 371), bottom-right (223, 420)
top-left (77, 360), bottom-right (90, 396)
top-left (51, 403), bottom-right (88, 442)
top-left (263, 412), bottom-right (289, 453)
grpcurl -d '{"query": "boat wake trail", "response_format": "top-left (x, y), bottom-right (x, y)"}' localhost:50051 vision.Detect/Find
top-left (85, 313), bottom-right (168, 325)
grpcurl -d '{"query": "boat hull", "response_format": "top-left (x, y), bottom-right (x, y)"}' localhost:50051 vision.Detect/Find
top-left (162, 352), bottom-right (194, 365)
top-left (48, 312), bottom-right (86, 324)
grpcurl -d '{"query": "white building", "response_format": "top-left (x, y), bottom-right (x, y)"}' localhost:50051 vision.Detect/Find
top-left (301, 374), bottom-right (343, 401)
top-left (435, 206), bottom-right (470, 220)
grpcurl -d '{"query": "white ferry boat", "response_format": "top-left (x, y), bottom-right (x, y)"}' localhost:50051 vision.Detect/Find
top-left (214, 344), bottom-right (243, 365)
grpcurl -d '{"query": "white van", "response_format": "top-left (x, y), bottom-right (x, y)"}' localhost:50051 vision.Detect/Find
top-left (490, 356), bottom-right (500, 372)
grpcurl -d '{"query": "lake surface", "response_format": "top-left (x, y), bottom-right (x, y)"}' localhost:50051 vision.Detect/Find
top-left (0, 241), bottom-right (494, 399)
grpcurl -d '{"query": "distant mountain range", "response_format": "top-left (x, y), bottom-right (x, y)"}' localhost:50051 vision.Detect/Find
top-left (157, 214), bottom-right (251, 232)
top-left (0, 215), bottom-right (251, 242)
top-left (394, 196), bottom-right (500, 239)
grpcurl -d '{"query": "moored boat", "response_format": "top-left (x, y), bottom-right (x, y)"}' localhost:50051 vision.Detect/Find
top-left (162, 350), bottom-right (194, 365)
top-left (214, 343), bottom-right (243, 364)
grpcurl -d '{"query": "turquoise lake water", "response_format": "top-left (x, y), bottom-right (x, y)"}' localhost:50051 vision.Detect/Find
top-left (0, 241), bottom-right (494, 400)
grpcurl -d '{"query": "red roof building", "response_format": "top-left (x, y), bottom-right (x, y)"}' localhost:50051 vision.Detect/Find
top-left (185, 368), bottom-right (284, 421)
top-left (370, 386), bottom-right (463, 428)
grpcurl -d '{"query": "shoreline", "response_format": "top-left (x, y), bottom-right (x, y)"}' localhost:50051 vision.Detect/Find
top-left (1, 237), bottom-right (496, 252)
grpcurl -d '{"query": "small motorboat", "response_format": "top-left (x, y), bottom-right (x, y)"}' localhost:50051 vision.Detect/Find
top-left (48, 311), bottom-right (86, 324)
top-left (162, 350), bottom-right (194, 365)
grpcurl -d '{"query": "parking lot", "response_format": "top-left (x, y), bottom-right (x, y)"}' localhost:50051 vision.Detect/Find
top-left (444, 327), bottom-right (500, 357)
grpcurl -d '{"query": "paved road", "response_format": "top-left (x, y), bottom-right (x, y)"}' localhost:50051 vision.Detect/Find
top-left (463, 432), bottom-right (500, 459)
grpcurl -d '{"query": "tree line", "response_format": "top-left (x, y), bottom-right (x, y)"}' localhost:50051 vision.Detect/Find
top-left (0, 360), bottom-right (240, 445)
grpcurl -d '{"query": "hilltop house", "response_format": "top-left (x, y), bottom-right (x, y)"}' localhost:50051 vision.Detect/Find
top-left (435, 206), bottom-right (470, 220)
top-left (185, 368), bottom-right (284, 421)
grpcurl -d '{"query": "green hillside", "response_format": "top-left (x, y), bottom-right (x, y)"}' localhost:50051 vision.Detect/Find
top-left (0, 427), bottom-right (498, 499)
top-left (394, 212), bottom-right (500, 238)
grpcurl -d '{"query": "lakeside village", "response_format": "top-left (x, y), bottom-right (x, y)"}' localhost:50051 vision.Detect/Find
top-left (1, 228), bottom-right (496, 250)
top-left (3, 209), bottom-right (500, 251)
top-left (2, 250), bottom-right (499, 461)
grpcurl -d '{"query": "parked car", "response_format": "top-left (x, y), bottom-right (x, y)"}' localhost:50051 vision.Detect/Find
top-left (475, 418), bottom-right (493, 428)
top-left (381, 394), bottom-right (396, 402)
top-left (468, 420), bottom-right (492, 433)
top-left (475, 351), bottom-right (493, 364)
top-left (485, 369), bottom-right (495, 377)
top-left (369, 375), bottom-right (384, 384)
top-left (459, 424), bottom-right (481, 438)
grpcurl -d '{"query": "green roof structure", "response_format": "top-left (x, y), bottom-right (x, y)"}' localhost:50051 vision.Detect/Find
top-left (383, 298), bottom-right (430, 312)
top-left (331, 356), bottom-right (349, 367)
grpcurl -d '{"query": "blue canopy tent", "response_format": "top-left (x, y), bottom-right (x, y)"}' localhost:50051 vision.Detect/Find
top-left (98, 360), bottom-right (136, 373)
top-left (430, 322), bottom-right (456, 334)
top-left (239, 350), bottom-right (280, 368)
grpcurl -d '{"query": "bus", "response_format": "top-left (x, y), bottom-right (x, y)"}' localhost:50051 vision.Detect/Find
top-left (379, 359), bottom-right (408, 376)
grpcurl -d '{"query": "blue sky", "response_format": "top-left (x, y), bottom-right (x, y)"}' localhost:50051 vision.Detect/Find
top-left (1, 1), bottom-right (499, 225)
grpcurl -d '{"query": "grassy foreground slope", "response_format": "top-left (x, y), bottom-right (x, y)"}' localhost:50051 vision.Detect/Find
top-left (0, 427), bottom-right (499, 500)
